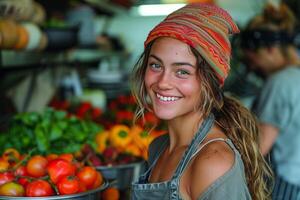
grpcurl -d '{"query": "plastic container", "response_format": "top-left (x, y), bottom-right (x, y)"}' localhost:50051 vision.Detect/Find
top-left (0, 180), bottom-right (109, 200)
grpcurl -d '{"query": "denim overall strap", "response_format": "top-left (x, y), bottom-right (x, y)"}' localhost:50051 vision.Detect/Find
top-left (137, 135), bottom-right (169, 183)
top-left (169, 114), bottom-right (215, 199)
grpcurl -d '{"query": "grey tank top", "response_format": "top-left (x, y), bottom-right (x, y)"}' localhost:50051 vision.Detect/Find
top-left (131, 114), bottom-right (251, 200)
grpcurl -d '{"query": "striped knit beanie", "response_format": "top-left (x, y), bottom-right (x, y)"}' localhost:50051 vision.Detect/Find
top-left (144, 3), bottom-right (239, 85)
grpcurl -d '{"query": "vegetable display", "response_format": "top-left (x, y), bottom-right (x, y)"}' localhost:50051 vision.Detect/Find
top-left (0, 108), bottom-right (103, 155)
top-left (0, 93), bottom-right (168, 199)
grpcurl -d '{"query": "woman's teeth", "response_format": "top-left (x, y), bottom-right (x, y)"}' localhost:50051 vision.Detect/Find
top-left (156, 93), bottom-right (179, 102)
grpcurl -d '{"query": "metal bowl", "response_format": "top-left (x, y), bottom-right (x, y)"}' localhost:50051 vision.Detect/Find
top-left (96, 161), bottom-right (146, 190)
top-left (0, 180), bottom-right (109, 200)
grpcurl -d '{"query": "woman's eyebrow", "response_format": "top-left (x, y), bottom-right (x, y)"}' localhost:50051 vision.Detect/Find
top-left (149, 54), bottom-right (163, 63)
top-left (149, 54), bottom-right (195, 68)
top-left (173, 62), bottom-right (195, 68)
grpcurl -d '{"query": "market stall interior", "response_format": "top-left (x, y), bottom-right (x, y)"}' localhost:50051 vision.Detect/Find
top-left (1, 0), bottom-right (297, 199)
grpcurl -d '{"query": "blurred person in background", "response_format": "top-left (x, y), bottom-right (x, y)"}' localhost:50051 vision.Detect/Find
top-left (130, 3), bottom-right (272, 200)
top-left (241, 3), bottom-right (300, 199)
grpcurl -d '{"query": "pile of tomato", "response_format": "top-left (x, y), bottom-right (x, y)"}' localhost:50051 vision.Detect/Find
top-left (0, 148), bottom-right (104, 197)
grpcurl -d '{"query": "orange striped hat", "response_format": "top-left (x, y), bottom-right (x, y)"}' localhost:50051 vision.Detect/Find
top-left (144, 3), bottom-right (239, 85)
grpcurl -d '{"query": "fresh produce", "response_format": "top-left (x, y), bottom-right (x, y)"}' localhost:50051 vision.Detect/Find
top-left (56, 175), bottom-right (80, 195)
top-left (26, 155), bottom-right (48, 178)
top-left (47, 159), bottom-right (76, 184)
top-left (49, 94), bottom-right (166, 130)
top-left (0, 172), bottom-right (14, 186)
top-left (48, 94), bottom-right (167, 200)
top-left (0, 108), bottom-right (103, 155)
top-left (14, 165), bottom-right (27, 177)
top-left (76, 166), bottom-right (98, 189)
top-left (17, 177), bottom-right (30, 187)
top-left (49, 94), bottom-right (167, 164)
top-left (2, 148), bottom-right (21, 163)
top-left (25, 180), bottom-right (54, 197)
top-left (0, 181), bottom-right (24, 196)
top-left (0, 148), bottom-right (105, 197)
top-left (0, 159), bottom-right (9, 172)
top-left (109, 125), bottom-right (132, 148)
top-left (101, 187), bottom-right (120, 200)
top-left (92, 124), bottom-right (165, 164)
top-left (92, 171), bottom-right (103, 189)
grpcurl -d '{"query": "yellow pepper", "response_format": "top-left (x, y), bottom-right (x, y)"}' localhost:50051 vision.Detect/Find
top-left (109, 125), bottom-right (132, 149)
top-left (95, 131), bottom-right (110, 153)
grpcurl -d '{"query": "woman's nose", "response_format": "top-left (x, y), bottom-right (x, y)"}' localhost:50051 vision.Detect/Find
top-left (157, 71), bottom-right (172, 89)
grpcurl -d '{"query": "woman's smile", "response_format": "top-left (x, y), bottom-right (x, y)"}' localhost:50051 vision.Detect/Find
top-left (156, 93), bottom-right (180, 102)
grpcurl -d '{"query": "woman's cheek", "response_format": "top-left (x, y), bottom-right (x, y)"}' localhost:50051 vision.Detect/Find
top-left (145, 70), bottom-right (155, 89)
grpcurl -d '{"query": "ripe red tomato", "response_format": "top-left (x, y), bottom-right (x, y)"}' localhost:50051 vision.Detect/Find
top-left (47, 159), bottom-right (76, 184)
top-left (26, 155), bottom-right (48, 178)
top-left (58, 153), bottom-right (74, 163)
top-left (14, 165), bottom-right (28, 177)
top-left (0, 181), bottom-right (25, 196)
top-left (26, 179), bottom-right (54, 197)
top-left (101, 187), bottom-right (120, 200)
top-left (77, 181), bottom-right (87, 193)
top-left (57, 175), bottom-right (80, 195)
top-left (76, 166), bottom-right (97, 189)
top-left (0, 171), bottom-right (15, 185)
top-left (92, 171), bottom-right (103, 189)
top-left (17, 177), bottom-right (30, 187)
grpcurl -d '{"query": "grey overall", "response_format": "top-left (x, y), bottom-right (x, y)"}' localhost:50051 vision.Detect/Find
top-left (131, 114), bottom-right (251, 199)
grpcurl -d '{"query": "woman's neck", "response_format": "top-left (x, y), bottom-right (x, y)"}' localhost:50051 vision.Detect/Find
top-left (166, 111), bottom-right (203, 151)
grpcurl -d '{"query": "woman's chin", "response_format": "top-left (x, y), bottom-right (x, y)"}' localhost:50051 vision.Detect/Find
top-left (153, 111), bottom-right (175, 121)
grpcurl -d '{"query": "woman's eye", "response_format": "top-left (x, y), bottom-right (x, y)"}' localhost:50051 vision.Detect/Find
top-left (176, 69), bottom-right (190, 76)
top-left (149, 63), bottom-right (161, 70)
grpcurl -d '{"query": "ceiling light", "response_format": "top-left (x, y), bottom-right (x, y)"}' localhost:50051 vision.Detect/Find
top-left (137, 4), bottom-right (186, 16)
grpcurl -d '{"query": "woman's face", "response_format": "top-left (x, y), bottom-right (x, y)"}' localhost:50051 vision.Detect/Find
top-left (144, 37), bottom-right (201, 121)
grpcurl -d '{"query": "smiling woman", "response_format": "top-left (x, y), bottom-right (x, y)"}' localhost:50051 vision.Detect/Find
top-left (145, 37), bottom-right (200, 121)
top-left (130, 3), bottom-right (273, 200)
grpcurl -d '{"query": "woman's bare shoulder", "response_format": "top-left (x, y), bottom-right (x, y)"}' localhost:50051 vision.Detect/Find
top-left (189, 140), bottom-right (235, 198)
